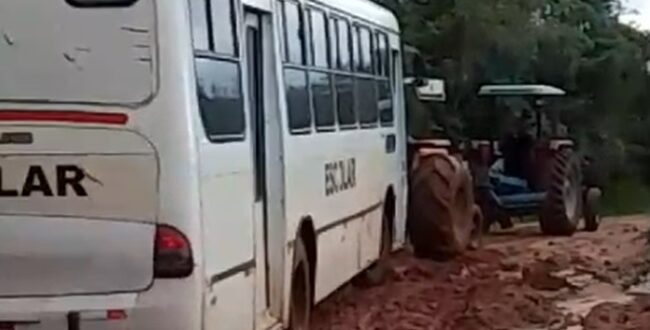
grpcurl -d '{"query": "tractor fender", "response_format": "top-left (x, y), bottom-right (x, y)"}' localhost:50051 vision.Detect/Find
top-left (549, 139), bottom-right (574, 151)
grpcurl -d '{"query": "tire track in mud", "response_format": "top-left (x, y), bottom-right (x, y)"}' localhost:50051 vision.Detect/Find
top-left (311, 217), bottom-right (650, 330)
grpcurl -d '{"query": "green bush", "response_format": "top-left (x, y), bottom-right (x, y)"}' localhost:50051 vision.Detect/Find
top-left (602, 177), bottom-right (650, 216)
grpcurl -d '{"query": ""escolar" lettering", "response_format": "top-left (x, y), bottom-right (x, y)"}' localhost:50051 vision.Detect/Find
top-left (0, 165), bottom-right (88, 197)
top-left (325, 158), bottom-right (356, 197)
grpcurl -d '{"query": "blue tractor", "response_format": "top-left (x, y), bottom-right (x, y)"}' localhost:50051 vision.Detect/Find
top-left (468, 85), bottom-right (602, 236)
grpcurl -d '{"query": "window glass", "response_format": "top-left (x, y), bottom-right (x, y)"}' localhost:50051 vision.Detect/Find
top-left (338, 20), bottom-right (351, 71)
top-left (309, 9), bottom-right (329, 68)
top-left (196, 58), bottom-right (245, 140)
top-left (357, 78), bottom-right (378, 125)
top-left (285, 1), bottom-right (305, 64)
top-left (329, 18), bottom-right (339, 69)
top-left (358, 26), bottom-right (373, 73)
top-left (376, 32), bottom-right (389, 76)
top-left (190, 0), bottom-right (237, 55)
top-left (352, 26), bottom-right (360, 72)
top-left (210, 0), bottom-right (237, 55)
top-left (285, 69), bottom-right (311, 130)
top-left (278, 2), bottom-right (287, 61)
top-left (310, 72), bottom-right (335, 128)
top-left (189, 0), bottom-right (209, 50)
top-left (382, 33), bottom-right (390, 76)
top-left (378, 80), bottom-right (393, 125)
top-left (336, 75), bottom-right (355, 127)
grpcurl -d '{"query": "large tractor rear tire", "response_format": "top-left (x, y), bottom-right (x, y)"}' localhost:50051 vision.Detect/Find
top-left (408, 153), bottom-right (478, 260)
top-left (540, 149), bottom-right (582, 236)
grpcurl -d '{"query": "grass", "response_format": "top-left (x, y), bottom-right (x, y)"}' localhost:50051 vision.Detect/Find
top-left (601, 177), bottom-right (650, 216)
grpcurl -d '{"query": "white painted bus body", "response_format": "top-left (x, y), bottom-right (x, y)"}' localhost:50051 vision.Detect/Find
top-left (0, 0), bottom-right (407, 329)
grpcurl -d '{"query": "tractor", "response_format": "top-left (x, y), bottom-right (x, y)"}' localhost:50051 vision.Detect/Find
top-left (467, 84), bottom-right (602, 235)
top-left (403, 46), bottom-right (482, 259)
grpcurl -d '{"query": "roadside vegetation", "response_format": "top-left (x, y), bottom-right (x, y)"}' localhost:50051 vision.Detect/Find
top-left (377, 0), bottom-right (650, 215)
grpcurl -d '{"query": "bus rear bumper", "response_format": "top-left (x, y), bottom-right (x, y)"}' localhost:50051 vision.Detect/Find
top-left (0, 280), bottom-right (202, 330)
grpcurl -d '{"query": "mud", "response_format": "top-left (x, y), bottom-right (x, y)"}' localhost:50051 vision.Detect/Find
top-left (583, 297), bottom-right (650, 330)
top-left (310, 216), bottom-right (650, 330)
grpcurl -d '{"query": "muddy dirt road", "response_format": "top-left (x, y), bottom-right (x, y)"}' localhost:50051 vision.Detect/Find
top-left (311, 216), bottom-right (650, 330)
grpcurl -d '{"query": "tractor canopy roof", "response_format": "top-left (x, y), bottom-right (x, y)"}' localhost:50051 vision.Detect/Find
top-left (478, 84), bottom-right (566, 97)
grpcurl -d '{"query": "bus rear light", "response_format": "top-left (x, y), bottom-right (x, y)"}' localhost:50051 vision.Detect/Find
top-left (154, 225), bottom-right (193, 278)
top-left (0, 110), bottom-right (128, 125)
top-left (0, 323), bottom-right (14, 330)
top-left (106, 309), bottom-right (127, 321)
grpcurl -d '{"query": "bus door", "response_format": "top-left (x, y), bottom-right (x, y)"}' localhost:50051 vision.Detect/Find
top-left (244, 9), bottom-right (286, 322)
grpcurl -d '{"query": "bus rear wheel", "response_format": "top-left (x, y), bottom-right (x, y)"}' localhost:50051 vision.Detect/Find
top-left (289, 239), bottom-right (311, 330)
top-left (361, 210), bottom-right (393, 285)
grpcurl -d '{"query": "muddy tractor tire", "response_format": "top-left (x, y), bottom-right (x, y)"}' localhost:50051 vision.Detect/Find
top-left (540, 149), bottom-right (583, 236)
top-left (584, 187), bottom-right (602, 232)
top-left (408, 152), bottom-right (480, 260)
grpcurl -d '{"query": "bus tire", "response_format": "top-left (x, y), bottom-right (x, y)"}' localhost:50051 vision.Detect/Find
top-left (362, 210), bottom-right (393, 286)
top-left (289, 239), bottom-right (311, 330)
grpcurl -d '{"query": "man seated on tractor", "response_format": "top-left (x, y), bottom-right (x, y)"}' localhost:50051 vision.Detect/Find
top-left (500, 110), bottom-right (535, 185)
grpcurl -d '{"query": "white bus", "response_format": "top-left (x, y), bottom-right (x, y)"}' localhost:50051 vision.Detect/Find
top-left (0, 0), bottom-right (406, 329)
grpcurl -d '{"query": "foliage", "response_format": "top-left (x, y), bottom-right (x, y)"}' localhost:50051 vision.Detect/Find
top-left (378, 0), bottom-right (650, 213)
top-left (601, 176), bottom-right (650, 216)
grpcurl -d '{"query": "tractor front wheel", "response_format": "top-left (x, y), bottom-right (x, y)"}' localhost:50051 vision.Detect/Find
top-left (539, 149), bottom-right (582, 236)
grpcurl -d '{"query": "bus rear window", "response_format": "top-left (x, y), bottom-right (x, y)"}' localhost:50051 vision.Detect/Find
top-left (0, 0), bottom-right (156, 105)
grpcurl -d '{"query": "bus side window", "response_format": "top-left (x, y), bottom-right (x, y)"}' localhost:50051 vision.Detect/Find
top-left (311, 71), bottom-right (335, 130)
top-left (189, 0), bottom-right (210, 50)
top-left (190, 0), bottom-right (238, 56)
top-left (381, 48), bottom-right (400, 126)
top-left (352, 25), bottom-right (360, 73)
top-left (282, 0), bottom-right (306, 65)
top-left (308, 8), bottom-right (335, 130)
top-left (308, 8), bottom-right (329, 68)
top-left (377, 32), bottom-right (393, 126)
top-left (190, 0), bottom-right (246, 142)
top-left (329, 17), bottom-right (339, 69)
top-left (337, 19), bottom-right (352, 71)
top-left (336, 18), bottom-right (356, 129)
top-left (357, 25), bottom-right (377, 127)
top-left (196, 59), bottom-right (246, 141)
top-left (281, 0), bottom-right (311, 133)
top-left (285, 69), bottom-right (311, 132)
top-left (376, 32), bottom-right (389, 77)
top-left (378, 78), bottom-right (393, 126)
top-left (357, 76), bottom-right (378, 127)
top-left (357, 26), bottom-right (373, 74)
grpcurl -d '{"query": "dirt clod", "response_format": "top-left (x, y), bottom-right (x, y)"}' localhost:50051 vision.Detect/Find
top-left (565, 312), bottom-right (582, 326)
top-left (500, 258), bottom-right (520, 272)
top-left (522, 262), bottom-right (567, 291)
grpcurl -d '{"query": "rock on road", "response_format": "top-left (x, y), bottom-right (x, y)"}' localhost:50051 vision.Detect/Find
top-left (310, 216), bottom-right (650, 330)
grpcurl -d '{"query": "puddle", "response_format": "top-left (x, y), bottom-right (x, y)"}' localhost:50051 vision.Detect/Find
top-left (628, 279), bottom-right (650, 296)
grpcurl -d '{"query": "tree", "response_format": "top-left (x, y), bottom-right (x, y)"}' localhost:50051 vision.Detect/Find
top-left (376, 0), bottom-right (650, 184)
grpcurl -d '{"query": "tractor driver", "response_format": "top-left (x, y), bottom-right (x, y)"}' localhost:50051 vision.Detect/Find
top-left (501, 109), bottom-right (535, 183)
